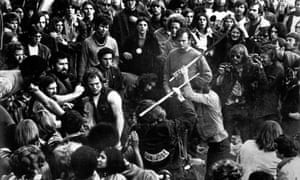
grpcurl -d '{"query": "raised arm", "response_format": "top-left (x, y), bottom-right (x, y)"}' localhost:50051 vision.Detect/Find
top-left (30, 84), bottom-right (65, 116)
top-left (53, 84), bottom-right (85, 104)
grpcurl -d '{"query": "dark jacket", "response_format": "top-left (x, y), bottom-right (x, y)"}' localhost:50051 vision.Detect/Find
top-left (214, 60), bottom-right (267, 106)
top-left (135, 100), bottom-right (197, 172)
top-left (252, 61), bottom-right (285, 119)
top-left (121, 32), bottom-right (162, 76)
top-left (24, 43), bottom-right (51, 64)
top-left (111, 8), bottom-right (148, 47)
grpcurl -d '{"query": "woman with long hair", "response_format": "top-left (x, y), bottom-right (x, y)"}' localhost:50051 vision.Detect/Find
top-left (190, 12), bottom-right (214, 52)
top-left (238, 120), bottom-right (282, 180)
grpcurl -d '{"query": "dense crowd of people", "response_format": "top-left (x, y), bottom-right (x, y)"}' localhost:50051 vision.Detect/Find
top-left (0, 0), bottom-right (300, 179)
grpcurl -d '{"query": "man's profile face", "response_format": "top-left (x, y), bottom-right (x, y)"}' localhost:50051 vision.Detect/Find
top-left (55, 58), bottom-right (69, 76)
top-left (286, 37), bottom-right (297, 50)
top-left (88, 76), bottom-right (102, 95)
top-left (46, 82), bottom-right (57, 97)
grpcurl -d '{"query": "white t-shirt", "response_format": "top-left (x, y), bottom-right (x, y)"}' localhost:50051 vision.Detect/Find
top-left (238, 140), bottom-right (281, 180)
top-left (28, 45), bottom-right (39, 56)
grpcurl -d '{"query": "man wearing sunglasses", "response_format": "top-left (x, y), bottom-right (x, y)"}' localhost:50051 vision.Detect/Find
top-left (215, 44), bottom-right (267, 141)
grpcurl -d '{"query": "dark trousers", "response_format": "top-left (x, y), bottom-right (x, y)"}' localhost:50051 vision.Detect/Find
top-left (205, 138), bottom-right (231, 180)
top-left (223, 104), bottom-right (251, 141)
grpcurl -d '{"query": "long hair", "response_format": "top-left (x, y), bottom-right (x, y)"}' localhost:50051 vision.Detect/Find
top-left (98, 147), bottom-right (126, 175)
top-left (191, 12), bottom-right (210, 34)
top-left (15, 119), bottom-right (40, 148)
top-left (255, 120), bottom-right (282, 152)
top-left (228, 24), bottom-right (245, 42)
top-left (229, 44), bottom-right (250, 64)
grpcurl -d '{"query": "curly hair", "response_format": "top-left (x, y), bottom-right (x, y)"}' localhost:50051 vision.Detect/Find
top-left (212, 159), bottom-right (243, 180)
top-left (10, 145), bottom-right (49, 179)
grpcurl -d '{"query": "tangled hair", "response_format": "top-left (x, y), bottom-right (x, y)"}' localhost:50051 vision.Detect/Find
top-left (135, 99), bottom-right (166, 124)
top-left (15, 119), bottom-right (40, 148)
top-left (167, 13), bottom-right (185, 30)
top-left (229, 44), bottom-right (250, 64)
top-left (71, 145), bottom-right (98, 179)
top-left (98, 147), bottom-right (126, 175)
top-left (10, 145), bottom-right (49, 179)
top-left (256, 120), bottom-right (282, 152)
top-left (87, 123), bottom-right (119, 152)
top-left (212, 159), bottom-right (243, 180)
top-left (275, 134), bottom-right (298, 158)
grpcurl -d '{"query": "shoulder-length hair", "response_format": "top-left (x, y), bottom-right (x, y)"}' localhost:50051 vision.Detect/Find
top-left (15, 119), bottom-right (40, 148)
top-left (228, 24), bottom-right (245, 42)
top-left (190, 12), bottom-right (210, 34)
top-left (229, 44), bottom-right (250, 64)
top-left (99, 147), bottom-right (127, 175)
top-left (256, 120), bottom-right (283, 152)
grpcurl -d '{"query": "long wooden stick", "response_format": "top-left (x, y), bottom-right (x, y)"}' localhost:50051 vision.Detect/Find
top-left (139, 72), bottom-right (200, 117)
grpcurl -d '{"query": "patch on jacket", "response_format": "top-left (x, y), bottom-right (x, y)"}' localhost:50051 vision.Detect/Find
top-left (144, 149), bottom-right (170, 162)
